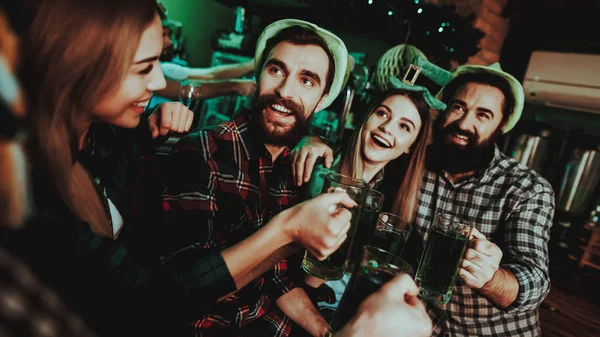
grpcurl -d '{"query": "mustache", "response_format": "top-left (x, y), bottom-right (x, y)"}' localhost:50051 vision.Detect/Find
top-left (253, 93), bottom-right (304, 123)
top-left (438, 123), bottom-right (477, 143)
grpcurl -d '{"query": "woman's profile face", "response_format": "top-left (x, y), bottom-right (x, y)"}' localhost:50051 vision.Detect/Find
top-left (92, 14), bottom-right (166, 128)
top-left (361, 94), bottom-right (422, 166)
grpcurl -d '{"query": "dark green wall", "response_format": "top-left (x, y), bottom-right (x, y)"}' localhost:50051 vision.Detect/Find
top-left (160, 1), bottom-right (393, 68)
top-left (160, 0), bottom-right (237, 67)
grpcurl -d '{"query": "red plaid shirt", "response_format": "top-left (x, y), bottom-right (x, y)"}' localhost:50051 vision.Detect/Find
top-left (161, 109), bottom-right (300, 336)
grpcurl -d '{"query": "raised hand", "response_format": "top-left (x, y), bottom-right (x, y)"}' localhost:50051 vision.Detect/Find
top-left (291, 136), bottom-right (334, 186)
top-left (148, 102), bottom-right (194, 138)
top-left (277, 191), bottom-right (356, 260)
top-left (336, 273), bottom-right (432, 337)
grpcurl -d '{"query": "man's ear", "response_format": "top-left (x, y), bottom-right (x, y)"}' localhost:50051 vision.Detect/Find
top-left (500, 116), bottom-right (511, 133)
top-left (315, 94), bottom-right (329, 113)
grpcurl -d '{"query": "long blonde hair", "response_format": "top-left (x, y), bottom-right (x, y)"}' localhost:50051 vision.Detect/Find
top-left (22, 0), bottom-right (156, 236)
top-left (339, 89), bottom-right (431, 223)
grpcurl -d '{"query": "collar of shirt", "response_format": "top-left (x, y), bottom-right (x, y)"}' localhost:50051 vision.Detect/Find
top-left (230, 108), bottom-right (292, 167)
top-left (79, 124), bottom-right (117, 163)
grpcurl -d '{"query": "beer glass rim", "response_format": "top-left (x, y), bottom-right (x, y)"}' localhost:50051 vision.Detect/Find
top-left (376, 222), bottom-right (411, 235)
top-left (379, 211), bottom-right (408, 223)
top-left (367, 189), bottom-right (385, 198)
top-left (435, 212), bottom-right (474, 228)
top-left (181, 79), bottom-right (203, 86)
top-left (379, 211), bottom-right (411, 228)
top-left (363, 245), bottom-right (410, 272)
top-left (326, 172), bottom-right (368, 188)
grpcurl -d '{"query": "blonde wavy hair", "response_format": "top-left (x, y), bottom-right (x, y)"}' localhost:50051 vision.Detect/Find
top-left (22, 0), bottom-right (157, 236)
top-left (339, 89), bottom-right (431, 223)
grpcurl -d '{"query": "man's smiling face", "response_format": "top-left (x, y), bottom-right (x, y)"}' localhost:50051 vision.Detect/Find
top-left (254, 40), bottom-right (330, 146)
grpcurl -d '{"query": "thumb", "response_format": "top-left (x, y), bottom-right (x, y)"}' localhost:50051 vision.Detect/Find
top-left (470, 228), bottom-right (486, 240)
top-left (382, 273), bottom-right (419, 301)
top-left (149, 122), bottom-right (159, 139)
top-left (324, 148), bottom-right (334, 168)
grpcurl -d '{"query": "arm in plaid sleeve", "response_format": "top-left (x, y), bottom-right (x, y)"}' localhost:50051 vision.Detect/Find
top-left (262, 259), bottom-right (297, 302)
top-left (259, 162), bottom-right (334, 306)
top-left (249, 243), bottom-right (300, 300)
top-left (501, 181), bottom-right (555, 313)
top-left (261, 162), bottom-right (333, 303)
top-left (160, 131), bottom-right (220, 255)
top-left (161, 132), bottom-right (300, 293)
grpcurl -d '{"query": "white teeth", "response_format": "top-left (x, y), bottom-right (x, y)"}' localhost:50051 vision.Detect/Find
top-left (372, 134), bottom-right (392, 148)
top-left (455, 134), bottom-right (469, 140)
top-left (271, 104), bottom-right (291, 114)
top-left (133, 100), bottom-right (149, 108)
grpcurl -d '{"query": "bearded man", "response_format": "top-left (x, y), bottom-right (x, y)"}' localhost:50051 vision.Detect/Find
top-left (291, 63), bottom-right (555, 337)
top-left (160, 19), bottom-right (354, 336)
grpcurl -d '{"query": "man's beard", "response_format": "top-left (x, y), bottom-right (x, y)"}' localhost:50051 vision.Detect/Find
top-left (427, 121), bottom-right (499, 174)
top-left (252, 93), bottom-right (309, 148)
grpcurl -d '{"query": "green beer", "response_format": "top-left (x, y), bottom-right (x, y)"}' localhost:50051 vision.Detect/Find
top-left (415, 213), bottom-right (473, 304)
top-left (348, 205), bottom-right (380, 267)
top-left (302, 206), bottom-right (363, 279)
top-left (330, 265), bottom-right (395, 331)
top-left (369, 227), bottom-right (409, 257)
top-left (348, 190), bottom-right (384, 268)
top-left (330, 246), bottom-right (409, 332)
top-left (302, 173), bottom-right (368, 280)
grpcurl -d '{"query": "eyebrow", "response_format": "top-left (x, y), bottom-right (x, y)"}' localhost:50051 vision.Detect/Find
top-left (300, 69), bottom-right (322, 87)
top-left (402, 117), bottom-right (416, 129)
top-left (452, 99), bottom-right (495, 118)
top-left (379, 104), bottom-right (417, 129)
top-left (134, 55), bottom-right (160, 65)
top-left (378, 104), bottom-right (392, 113)
top-left (266, 58), bottom-right (289, 74)
top-left (267, 58), bottom-right (322, 86)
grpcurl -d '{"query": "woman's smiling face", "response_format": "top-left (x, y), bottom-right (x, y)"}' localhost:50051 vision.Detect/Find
top-left (361, 94), bottom-right (422, 166)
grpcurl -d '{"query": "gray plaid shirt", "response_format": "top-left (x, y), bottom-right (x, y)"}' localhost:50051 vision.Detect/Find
top-left (414, 146), bottom-right (555, 336)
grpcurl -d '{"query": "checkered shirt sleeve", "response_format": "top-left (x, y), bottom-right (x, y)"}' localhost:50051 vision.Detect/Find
top-left (502, 180), bottom-right (554, 313)
top-left (413, 148), bottom-right (555, 336)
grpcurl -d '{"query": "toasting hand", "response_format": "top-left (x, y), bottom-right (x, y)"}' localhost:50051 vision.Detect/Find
top-left (459, 228), bottom-right (503, 289)
top-left (275, 191), bottom-right (356, 260)
top-left (336, 273), bottom-right (432, 337)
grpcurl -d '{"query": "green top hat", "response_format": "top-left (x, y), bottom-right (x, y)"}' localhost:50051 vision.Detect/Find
top-left (388, 56), bottom-right (454, 111)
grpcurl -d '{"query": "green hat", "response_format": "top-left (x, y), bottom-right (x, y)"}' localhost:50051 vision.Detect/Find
top-left (156, 1), bottom-right (168, 20)
top-left (388, 56), bottom-right (454, 111)
top-left (254, 19), bottom-right (348, 111)
top-left (162, 18), bottom-right (182, 29)
top-left (442, 63), bottom-right (524, 134)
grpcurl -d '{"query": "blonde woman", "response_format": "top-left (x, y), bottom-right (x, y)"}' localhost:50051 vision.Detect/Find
top-left (305, 85), bottom-right (430, 221)
top-left (290, 57), bottom-right (453, 321)
top-left (302, 57), bottom-right (453, 221)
